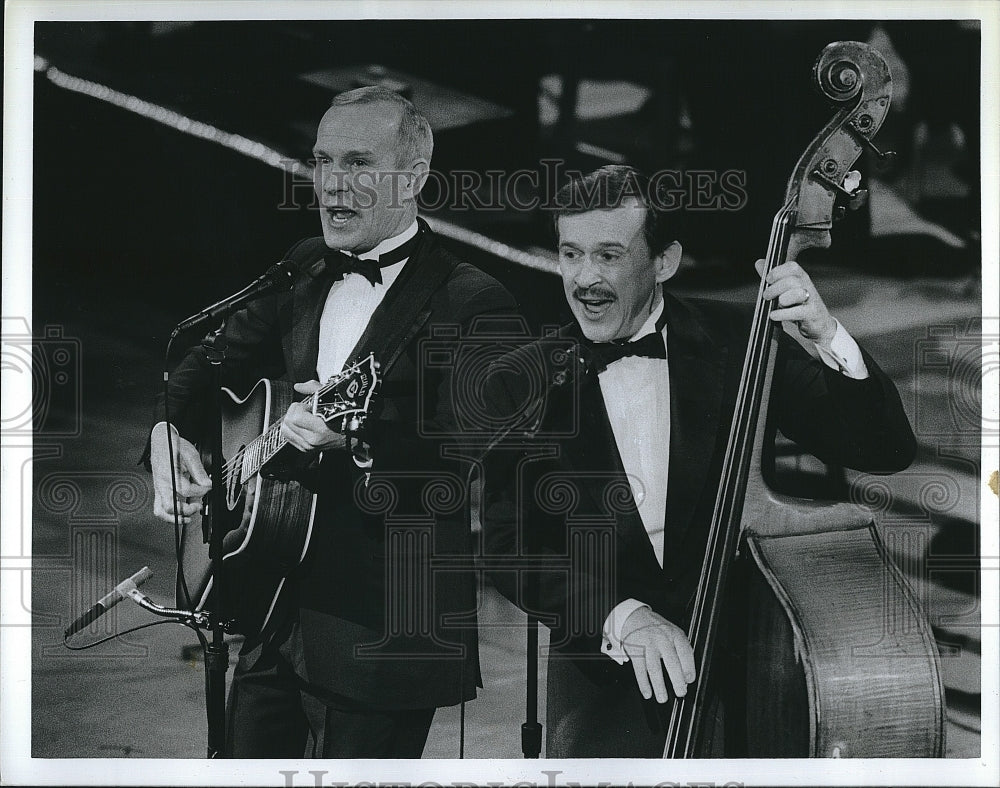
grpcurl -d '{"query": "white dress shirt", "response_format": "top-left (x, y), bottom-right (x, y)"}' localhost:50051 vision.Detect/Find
top-left (599, 302), bottom-right (671, 568)
top-left (315, 220), bottom-right (418, 382)
top-left (599, 299), bottom-right (869, 664)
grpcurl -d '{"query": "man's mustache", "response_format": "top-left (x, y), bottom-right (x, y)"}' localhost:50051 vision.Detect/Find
top-left (574, 286), bottom-right (616, 301)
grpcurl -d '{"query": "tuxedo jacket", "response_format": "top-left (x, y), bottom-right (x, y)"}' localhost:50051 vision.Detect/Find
top-left (153, 220), bottom-right (516, 709)
top-left (481, 290), bottom-right (916, 682)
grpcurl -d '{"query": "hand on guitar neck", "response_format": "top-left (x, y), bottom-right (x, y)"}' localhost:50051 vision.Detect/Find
top-left (280, 380), bottom-right (349, 453)
top-left (282, 380), bottom-right (372, 468)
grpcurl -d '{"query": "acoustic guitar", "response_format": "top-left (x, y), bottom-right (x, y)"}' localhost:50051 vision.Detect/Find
top-left (176, 354), bottom-right (380, 645)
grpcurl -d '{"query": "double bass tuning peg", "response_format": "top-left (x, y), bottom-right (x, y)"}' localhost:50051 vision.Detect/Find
top-left (848, 116), bottom-right (898, 167)
top-left (833, 191), bottom-right (868, 223)
top-left (811, 167), bottom-right (868, 220)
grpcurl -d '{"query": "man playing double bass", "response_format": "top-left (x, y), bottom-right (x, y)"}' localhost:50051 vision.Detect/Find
top-left (481, 165), bottom-right (916, 757)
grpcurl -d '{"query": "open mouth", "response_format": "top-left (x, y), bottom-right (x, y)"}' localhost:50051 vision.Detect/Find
top-left (576, 294), bottom-right (614, 317)
top-left (326, 207), bottom-right (358, 225)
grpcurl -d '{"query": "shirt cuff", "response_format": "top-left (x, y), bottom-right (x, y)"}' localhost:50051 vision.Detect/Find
top-left (601, 598), bottom-right (650, 665)
top-left (814, 320), bottom-right (870, 380)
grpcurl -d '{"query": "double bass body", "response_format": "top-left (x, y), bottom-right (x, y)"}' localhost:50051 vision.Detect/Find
top-left (745, 523), bottom-right (945, 757)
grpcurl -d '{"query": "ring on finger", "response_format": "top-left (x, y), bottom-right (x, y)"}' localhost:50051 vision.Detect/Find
top-left (802, 290), bottom-right (811, 304)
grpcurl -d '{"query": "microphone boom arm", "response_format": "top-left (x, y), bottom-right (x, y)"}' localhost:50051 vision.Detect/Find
top-left (172, 259), bottom-right (297, 337)
top-left (125, 588), bottom-right (222, 631)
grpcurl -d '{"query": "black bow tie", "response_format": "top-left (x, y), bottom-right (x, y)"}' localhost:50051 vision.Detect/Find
top-left (325, 232), bottom-right (420, 286)
top-left (583, 309), bottom-right (668, 373)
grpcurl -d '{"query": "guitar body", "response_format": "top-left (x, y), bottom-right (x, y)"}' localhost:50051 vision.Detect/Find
top-left (176, 379), bottom-right (317, 644)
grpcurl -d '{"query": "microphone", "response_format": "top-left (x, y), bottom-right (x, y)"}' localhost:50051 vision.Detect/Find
top-left (173, 259), bottom-right (298, 335)
top-left (64, 566), bottom-right (153, 639)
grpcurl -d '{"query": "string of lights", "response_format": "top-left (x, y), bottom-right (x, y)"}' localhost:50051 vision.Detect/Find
top-left (35, 55), bottom-right (558, 275)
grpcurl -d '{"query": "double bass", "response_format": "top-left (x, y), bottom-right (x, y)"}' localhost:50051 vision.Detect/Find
top-left (665, 41), bottom-right (946, 758)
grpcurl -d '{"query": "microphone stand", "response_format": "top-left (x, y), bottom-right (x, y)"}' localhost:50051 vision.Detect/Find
top-left (153, 322), bottom-right (235, 757)
top-left (200, 323), bottom-right (231, 758)
top-left (521, 513), bottom-right (542, 758)
top-left (522, 609), bottom-right (543, 758)
top-left (155, 266), bottom-right (294, 757)
top-left (122, 589), bottom-right (230, 755)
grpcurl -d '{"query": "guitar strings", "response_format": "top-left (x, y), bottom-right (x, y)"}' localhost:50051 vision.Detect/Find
top-left (217, 376), bottom-right (333, 482)
top-left (220, 357), bottom-right (372, 485)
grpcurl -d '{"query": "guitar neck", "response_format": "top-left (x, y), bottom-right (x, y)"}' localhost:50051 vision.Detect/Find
top-left (236, 391), bottom-right (317, 485)
top-left (228, 357), bottom-right (377, 488)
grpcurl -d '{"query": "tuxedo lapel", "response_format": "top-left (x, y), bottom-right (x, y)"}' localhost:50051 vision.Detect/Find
top-left (565, 370), bottom-right (624, 478)
top-left (285, 222), bottom-right (457, 384)
top-left (553, 327), bottom-right (625, 482)
top-left (551, 295), bottom-right (731, 567)
top-left (289, 254), bottom-right (338, 384)
top-left (662, 292), bottom-right (730, 549)
top-left (344, 221), bottom-right (456, 376)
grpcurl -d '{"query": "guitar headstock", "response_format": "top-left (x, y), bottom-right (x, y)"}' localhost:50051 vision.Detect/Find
top-left (313, 353), bottom-right (380, 432)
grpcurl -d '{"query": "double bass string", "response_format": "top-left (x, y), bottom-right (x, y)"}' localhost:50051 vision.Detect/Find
top-left (664, 199), bottom-right (797, 757)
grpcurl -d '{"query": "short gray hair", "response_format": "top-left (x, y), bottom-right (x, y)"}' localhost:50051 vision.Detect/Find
top-left (330, 86), bottom-right (433, 167)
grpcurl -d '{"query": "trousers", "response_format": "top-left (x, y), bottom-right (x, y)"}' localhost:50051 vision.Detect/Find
top-left (225, 622), bottom-right (435, 758)
top-left (544, 655), bottom-right (728, 758)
